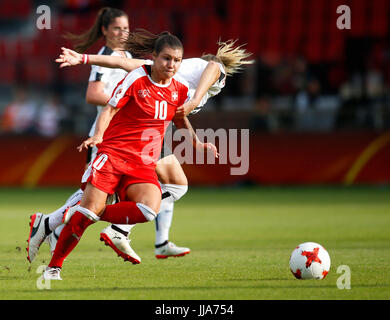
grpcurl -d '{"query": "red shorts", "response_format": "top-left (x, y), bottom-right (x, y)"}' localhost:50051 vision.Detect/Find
top-left (81, 152), bottom-right (161, 197)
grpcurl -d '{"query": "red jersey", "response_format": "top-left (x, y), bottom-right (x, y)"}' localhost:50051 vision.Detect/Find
top-left (98, 65), bottom-right (190, 167)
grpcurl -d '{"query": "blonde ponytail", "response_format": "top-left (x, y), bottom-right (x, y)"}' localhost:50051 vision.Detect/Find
top-left (214, 40), bottom-right (255, 76)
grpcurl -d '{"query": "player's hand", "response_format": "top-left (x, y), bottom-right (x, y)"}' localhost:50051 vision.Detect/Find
top-left (77, 136), bottom-right (103, 152)
top-left (55, 47), bottom-right (83, 68)
top-left (175, 99), bottom-right (198, 118)
top-left (197, 142), bottom-right (219, 159)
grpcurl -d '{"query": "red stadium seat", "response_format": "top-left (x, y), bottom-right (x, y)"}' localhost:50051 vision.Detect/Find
top-left (0, 1), bottom-right (15, 19)
top-left (152, 11), bottom-right (172, 32)
top-left (19, 59), bottom-right (53, 85)
top-left (0, 39), bottom-right (7, 60)
top-left (349, 0), bottom-right (367, 36)
top-left (227, 0), bottom-right (245, 19)
top-left (14, 0), bottom-right (31, 18)
top-left (0, 61), bottom-right (16, 84)
top-left (60, 63), bottom-right (90, 84)
top-left (305, 39), bottom-right (324, 63)
top-left (202, 15), bottom-right (223, 54)
top-left (182, 15), bottom-right (202, 56)
top-left (370, 0), bottom-right (388, 37)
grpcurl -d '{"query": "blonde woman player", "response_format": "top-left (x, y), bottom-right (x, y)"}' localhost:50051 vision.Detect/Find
top-left (54, 33), bottom-right (254, 262)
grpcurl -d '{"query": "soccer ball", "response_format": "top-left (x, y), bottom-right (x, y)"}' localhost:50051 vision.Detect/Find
top-left (289, 242), bottom-right (331, 280)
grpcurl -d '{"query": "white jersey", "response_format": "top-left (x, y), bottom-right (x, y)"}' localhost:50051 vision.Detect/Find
top-left (88, 46), bottom-right (132, 137)
top-left (178, 58), bottom-right (226, 114)
top-left (145, 57), bottom-right (226, 114)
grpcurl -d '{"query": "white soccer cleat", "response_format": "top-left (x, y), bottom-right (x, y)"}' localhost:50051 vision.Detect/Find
top-left (155, 241), bottom-right (191, 259)
top-left (26, 213), bottom-right (47, 263)
top-left (43, 267), bottom-right (62, 280)
top-left (100, 226), bottom-right (141, 264)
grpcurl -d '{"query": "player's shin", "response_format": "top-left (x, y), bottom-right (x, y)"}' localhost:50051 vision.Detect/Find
top-left (155, 200), bottom-right (174, 245)
top-left (47, 189), bottom-right (84, 232)
top-left (156, 183), bottom-right (187, 245)
top-left (48, 207), bottom-right (98, 268)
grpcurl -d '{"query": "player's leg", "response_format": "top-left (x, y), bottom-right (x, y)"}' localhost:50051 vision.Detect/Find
top-left (101, 154), bottom-right (190, 259)
top-left (98, 180), bottom-right (140, 264)
top-left (48, 190), bottom-right (120, 256)
top-left (154, 154), bottom-right (190, 258)
top-left (101, 182), bottom-right (161, 224)
top-left (44, 182), bottom-right (106, 280)
top-left (102, 123), bottom-right (174, 241)
top-left (26, 188), bottom-right (83, 263)
top-left (99, 181), bottom-right (161, 263)
top-left (27, 147), bottom-right (96, 262)
top-left (44, 151), bottom-right (119, 279)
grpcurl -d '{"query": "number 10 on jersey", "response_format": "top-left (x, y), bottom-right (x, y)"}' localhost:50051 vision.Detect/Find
top-left (154, 100), bottom-right (167, 120)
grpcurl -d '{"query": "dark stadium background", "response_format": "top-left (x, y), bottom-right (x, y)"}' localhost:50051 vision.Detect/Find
top-left (0, 0), bottom-right (389, 187)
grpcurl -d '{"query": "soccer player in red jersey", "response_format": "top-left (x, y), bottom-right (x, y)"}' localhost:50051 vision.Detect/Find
top-left (43, 31), bottom-right (217, 280)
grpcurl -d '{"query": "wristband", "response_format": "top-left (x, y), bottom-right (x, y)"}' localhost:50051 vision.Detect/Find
top-left (82, 54), bottom-right (89, 64)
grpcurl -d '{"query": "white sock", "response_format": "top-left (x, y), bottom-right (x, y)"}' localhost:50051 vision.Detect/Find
top-left (110, 224), bottom-right (135, 235)
top-left (53, 224), bottom-right (65, 239)
top-left (160, 183), bottom-right (188, 202)
top-left (47, 189), bottom-right (83, 231)
top-left (155, 183), bottom-right (187, 245)
top-left (155, 199), bottom-right (174, 245)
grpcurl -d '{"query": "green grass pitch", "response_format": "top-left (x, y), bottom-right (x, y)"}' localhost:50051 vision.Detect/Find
top-left (0, 186), bottom-right (389, 300)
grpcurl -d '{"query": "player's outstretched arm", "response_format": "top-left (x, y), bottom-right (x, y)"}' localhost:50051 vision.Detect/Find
top-left (77, 104), bottom-right (119, 152)
top-left (173, 115), bottom-right (219, 158)
top-left (175, 61), bottom-right (221, 118)
top-left (56, 47), bottom-right (147, 72)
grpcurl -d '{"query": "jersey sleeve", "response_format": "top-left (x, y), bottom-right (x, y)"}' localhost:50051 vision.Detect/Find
top-left (88, 64), bottom-right (111, 83)
top-left (107, 67), bottom-right (145, 109)
top-left (108, 76), bottom-right (132, 109)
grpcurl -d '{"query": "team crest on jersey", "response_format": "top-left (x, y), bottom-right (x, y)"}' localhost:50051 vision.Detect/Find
top-left (138, 89), bottom-right (151, 99)
top-left (115, 88), bottom-right (123, 99)
top-left (171, 91), bottom-right (178, 101)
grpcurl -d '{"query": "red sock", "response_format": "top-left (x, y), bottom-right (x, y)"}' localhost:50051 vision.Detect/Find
top-left (100, 201), bottom-right (150, 224)
top-left (48, 211), bottom-right (95, 268)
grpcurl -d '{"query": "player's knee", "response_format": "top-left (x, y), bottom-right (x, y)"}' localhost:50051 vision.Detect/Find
top-left (136, 202), bottom-right (158, 221)
top-left (161, 184), bottom-right (188, 202)
top-left (69, 207), bottom-right (99, 237)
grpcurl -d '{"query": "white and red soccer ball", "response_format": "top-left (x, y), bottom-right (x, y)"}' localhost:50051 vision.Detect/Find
top-left (289, 242), bottom-right (331, 280)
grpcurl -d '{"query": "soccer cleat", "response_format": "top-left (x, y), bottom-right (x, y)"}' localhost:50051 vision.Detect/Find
top-left (43, 267), bottom-right (62, 280)
top-left (99, 226), bottom-right (141, 264)
top-left (26, 213), bottom-right (47, 263)
top-left (155, 241), bottom-right (190, 259)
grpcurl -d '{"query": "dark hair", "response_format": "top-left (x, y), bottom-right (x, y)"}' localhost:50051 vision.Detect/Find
top-left (64, 7), bottom-right (128, 53)
top-left (124, 29), bottom-right (183, 57)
